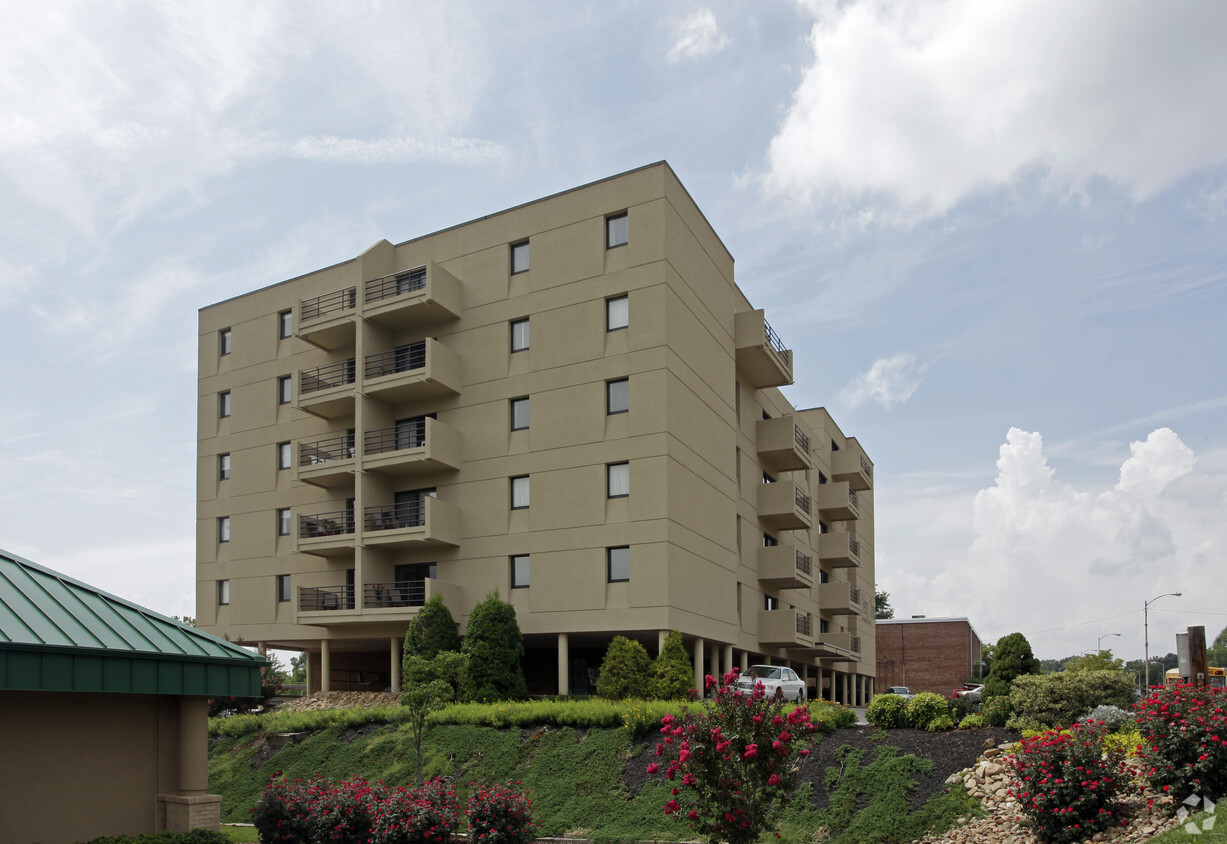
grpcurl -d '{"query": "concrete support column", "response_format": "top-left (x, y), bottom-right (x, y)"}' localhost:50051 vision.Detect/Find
top-left (693, 637), bottom-right (705, 696)
top-left (321, 639), bottom-right (332, 693)
top-left (709, 644), bottom-right (720, 684)
top-left (557, 633), bottom-right (570, 697)
top-left (843, 674), bottom-right (851, 704)
top-left (390, 638), bottom-right (402, 694)
top-left (740, 650), bottom-right (749, 672)
top-left (658, 629), bottom-right (669, 656)
top-left (722, 644), bottom-right (733, 682)
top-left (179, 698), bottom-right (209, 795)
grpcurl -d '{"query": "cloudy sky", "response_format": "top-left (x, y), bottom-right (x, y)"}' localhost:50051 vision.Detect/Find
top-left (2, 0), bottom-right (1225, 664)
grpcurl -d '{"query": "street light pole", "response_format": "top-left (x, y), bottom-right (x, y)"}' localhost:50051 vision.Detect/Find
top-left (1097, 632), bottom-right (1121, 652)
top-left (1144, 593), bottom-right (1183, 689)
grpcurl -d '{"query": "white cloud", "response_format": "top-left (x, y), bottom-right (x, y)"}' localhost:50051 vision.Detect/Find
top-left (667, 9), bottom-right (731, 63)
top-left (839, 352), bottom-right (924, 409)
top-left (767, 0), bottom-right (1227, 221)
top-left (289, 135), bottom-right (509, 167)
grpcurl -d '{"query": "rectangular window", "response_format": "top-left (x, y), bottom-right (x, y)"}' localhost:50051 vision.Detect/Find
top-left (277, 575), bottom-right (291, 603)
top-left (608, 462), bottom-right (629, 498)
top-left (510, 318), bottom-right (530, 352)
top-left (219, 328), bottom-right (232, 356)
top-left (510, 475), bottom-right (530, 509)
top-left (277, 508), bottom-right (291, 537)
top-left (511, 241), bottom-right (530, 274)
top-left (279, 309), bottom-right (292, 339)
top-left (510, 397), bottom-right (530, 431)
top-left (278, 375), bottom-right (292, 405)
top-left (606, 294), bottom-right (628, 331)
top-left (218, 453), bottom-right (231, 481)
top-left (218, 580), bottom-right (230, 606)
top-left (819, 569), bottom-right (830, 584)
top-left (607, 546), bottom-right (630, 582)
top-left (278, 442), bottom-right (292, 470)
top-left (607, 378), bottom-right (629, 414)
top-left (764, 594), bottom-right (778, 611)
top-left (606, 212), bottom-right (628, 248)
top-left (511, 554), bottom-right (530, 588)
top-left (820, 618), bottom-right (830, 634)
top-left (219, 391), bottom-right (231, 418)
top-left (218, 516), bottom-right (230, 543)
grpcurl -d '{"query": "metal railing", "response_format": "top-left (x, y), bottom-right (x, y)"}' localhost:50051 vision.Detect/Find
top-left (794, 425), bottom-right (810, 454)
top-left (848, 489), bottom-right (859, 510)
top-left (302, 287), bottom-right (357, 322)
top-left (764, 318), bottom-right (787, 357)
top-left (299, 433), bottom-right (355, 466)
top-left (849, 586), bottom-right (861, 605)
top-left (851, 636), bottom-right (861, 654)
top-left (298, 509), bottom-right (355, 538)
top-left (300, 585), bottom-right (355, 611)
top-left (848, 537), bottom-right (860, 558)
top-left (365, 267), bottom-right (426, 304)
top-left (860, 455), bottom-right (872, 479)
top-left (300, 359), bottom-right (356, 394)
top-left (365, 341), bottom-right (425, 379)
top-left (795, 550), bottom-right (812, 577)
top-left (364, 580), bottom-right (427, 608)
top-left (795, 488), bottom-right (812, 515)
top-left (796, 612), bottom-right (812, 637)
top-left (365, 420), bottom-right (425, 456)
top-left (364, 500), bottom-right (426, 531)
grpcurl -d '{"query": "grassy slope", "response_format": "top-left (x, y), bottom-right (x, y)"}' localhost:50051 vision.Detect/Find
top-left (209, 723), bottom-right (972, 843)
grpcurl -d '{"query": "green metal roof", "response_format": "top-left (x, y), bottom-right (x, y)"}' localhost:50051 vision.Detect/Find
top-left (0, 548), bottom-right (265, 697)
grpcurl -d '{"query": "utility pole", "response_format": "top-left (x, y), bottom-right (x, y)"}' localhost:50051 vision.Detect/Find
top-left (1189, 626), bottom-right (1209, 689)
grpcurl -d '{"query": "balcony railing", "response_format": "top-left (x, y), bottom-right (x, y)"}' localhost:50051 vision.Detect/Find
top-left (849, 586), bottom-right (861, 605)
top-left (364, 500), bottom-right (426, 531)
top-left (850, 636), bottom-right (861, 654)
top-left (848, 537), bottom-right (860, 558)
top-left (795, 550), bottom-right (812, 577)
top-left (365, 267), bottom-right (426, 305)
top-left (300, 585), bottom-right (355, 611)
top-left (364, 579), bottom-right (427, 608)
top-left (365, 420), bottom-right (425, 456)
top-left (301, 359), bottom-right (356, 394)
top-left (796, 613), bottom-right (812, 637)
top-left (794, 425), bottom-right (810, 454)
top-left (299, 433), bottom-right (355, 466)
top-left (302, 287), bottom-right (357, 323)
top-left (795, 488), bottom-right (812, 515)
top-left (365, 342), bottom-right (425, 379)
top-left (298, 509), bottom-right (355, 538)
top-left (860, 455), bottom-right (873, 480)
top-left (764, 318), bottom-right (787, 358)
top-left (849, 489), bottom-right (859, 510)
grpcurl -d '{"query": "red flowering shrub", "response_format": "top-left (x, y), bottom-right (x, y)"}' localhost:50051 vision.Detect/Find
top-left (1008, 720), bottom-right (1123, 844)
top-left (466, 782), bottom-right (535, 844)
top-left (1135, 684), bottom-right (1227, 802)
top-left (372, 778), bottom-right (460, 844)
top-left (648, 669), bottom-right (816, 844)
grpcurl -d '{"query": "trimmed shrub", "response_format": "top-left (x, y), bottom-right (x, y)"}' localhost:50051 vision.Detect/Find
top-left (866, 693), bottom-right (908, 728)
top-left (905, 692), bottom-right (951, 730)
top-left (596, 635), bottom-right (652, 700)
top-left (982, 695), bottom-right (1011, 727)
top-left (404, 595), bottom-right (461, 661)
top-left (1135, 684), bottom-right (1227, 802)
top-left (81, 833), bottom-right (229, 844)
top-left (461, 593), bottom-right (527, 702)
top-left (927, 714), bottom-right (956, 732)
top-left (984, 632), bottom-right (1040, 698)
top-left (1006, 670), bottom-right (1136, 730)
top-left (958, 714), bottom-right (986, 729)
top-left (949, 695), bottom-right (980, 722)
top-left (809, 701), bottom-right (859, 732)
top-left (650, 630), bottom-right (694, 700)
top-left (466, 782), bottom-right (536, 844)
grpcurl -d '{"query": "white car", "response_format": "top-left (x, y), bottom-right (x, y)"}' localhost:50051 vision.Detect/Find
top-left (735, 665), bottom-right (807, 702)
top-left (884, 686), bottom-right (916, 700)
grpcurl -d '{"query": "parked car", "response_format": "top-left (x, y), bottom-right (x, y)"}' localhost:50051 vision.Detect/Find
top-left (953, 683), bottom-right (984, 702)
top-left (735, 665), bottom-right (807, 701)
top-left (883, 686), bottom-right (916, 700)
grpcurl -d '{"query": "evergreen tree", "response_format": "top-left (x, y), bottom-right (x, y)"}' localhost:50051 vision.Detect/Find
top-left (874, 590), bottom-right (895, 620)
top-left (983, 631), bottom-right (1041, 697)
top-left (596, 635), bottom-right (651, 699)
top-left (403, 595), bottom-right (461, 661)
top-left (1209, 625), bottom-right (1227, 669)
top-left (461, 592), bottom-right (527, 701)
top-left (650, 630), bottom-right (694, 700)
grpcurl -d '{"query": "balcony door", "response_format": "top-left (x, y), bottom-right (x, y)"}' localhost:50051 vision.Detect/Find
top-left (393, 487), bottom-right (436, 528)
top-left (393, 562), bottom-right (436, 607)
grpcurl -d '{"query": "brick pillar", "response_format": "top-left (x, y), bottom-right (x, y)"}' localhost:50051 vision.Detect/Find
top-left (161, 698), bottom-right (221, 833)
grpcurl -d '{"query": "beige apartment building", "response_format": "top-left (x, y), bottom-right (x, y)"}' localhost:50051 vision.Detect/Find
top-left (196, 162), bottom-right (876, 703)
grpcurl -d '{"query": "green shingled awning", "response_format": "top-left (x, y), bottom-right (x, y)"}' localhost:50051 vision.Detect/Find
top-left (0, 548), bottom-right (264, 697)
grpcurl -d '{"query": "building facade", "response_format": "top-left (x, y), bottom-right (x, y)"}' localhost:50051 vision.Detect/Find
top-left (875, 617), bottom-right (983, 697)
top-left (196, 162), bottom-right (876, 703)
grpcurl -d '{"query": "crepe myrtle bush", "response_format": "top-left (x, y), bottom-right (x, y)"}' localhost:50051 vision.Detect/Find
top-left (1008, 720), bottom-right (1125, 844)
top-left (1135, 684), bottom-right (1227, 803)
top-left (648, 668), bottom-right (817, 844)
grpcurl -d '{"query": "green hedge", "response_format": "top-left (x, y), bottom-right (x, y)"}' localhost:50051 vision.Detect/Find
top-left (1006, 670), bottom-right (1136, 730)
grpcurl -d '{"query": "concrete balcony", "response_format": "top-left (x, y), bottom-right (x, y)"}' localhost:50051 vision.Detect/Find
top-left (758, 608), bottom-right (814, 648)
top-left (361, 496), bottom-right (460, 549)
top-left (295, 508), bottom-right (355, 557)
top-left (296, 577), bottom-right (462, 623)
top-left (364, 339), bottom-right (461, 403)
top-left (816, 482), bottom-right (860, 522)
top-left (757, 480), bottom-right (813, 531)
top-left (756, 416), bottom-right (813, 473)
top-left (297, 432), bottom-right (355, 488)
top-left (757, 544), bottom-right (814, 589)
top-left (364, 417), bottom-right (460, 477)
top-left (735, 310), bottom-right (793, 388)
top-left (832, 440), bottom-right (873, 491)
top-left (818, 582), bottom-right (861, 615)
top-left (816, 632), bottom-right (860, 655)
top-left (817, 532), bottom-right (860, 568)
top-left (297, 286), bottom-right (358, 351)
top-left (363, 263), bottom-right (461, 331)
top-left (297, 359), bottom-right (357, 419)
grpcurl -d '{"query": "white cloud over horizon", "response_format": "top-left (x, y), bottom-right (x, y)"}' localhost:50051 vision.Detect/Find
top-left (839, 352), bottom-right (925, 409)
top-left (767, 0), bottom-right (1227, 222)
top-left (667, 9), bottom-right (731, 63)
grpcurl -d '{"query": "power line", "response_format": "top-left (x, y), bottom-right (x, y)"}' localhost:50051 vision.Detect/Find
top-left (1026, 610), bottom-right (1140, 637)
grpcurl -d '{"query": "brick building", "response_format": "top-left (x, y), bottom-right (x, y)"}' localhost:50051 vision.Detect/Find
top-left (875, 617), bottom-right (982, 697)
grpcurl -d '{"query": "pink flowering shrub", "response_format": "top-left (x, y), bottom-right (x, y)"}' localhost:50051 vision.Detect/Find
top-left (648, 669), bottom-right (816, 844)
top-left (1008, 720), bottom-right (1123, 844)
top-left (466, 782), bottom-right (536, 844)
top-left (1135, 683), bottom-right (1227, 802)
top-left (249, 775), bottom-right (459, 844)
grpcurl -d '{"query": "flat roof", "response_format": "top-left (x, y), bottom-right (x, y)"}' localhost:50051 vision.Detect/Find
top-left (876, 617), bottom-right (983, 641)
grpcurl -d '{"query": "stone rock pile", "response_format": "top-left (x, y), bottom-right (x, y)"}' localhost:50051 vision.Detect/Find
top-left (914, 738), bottom-right (1181, 844)
top-left (277, 691), bottom-right (401, 712)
